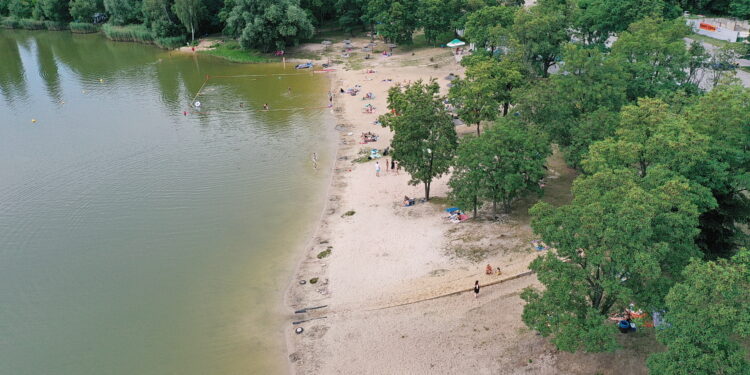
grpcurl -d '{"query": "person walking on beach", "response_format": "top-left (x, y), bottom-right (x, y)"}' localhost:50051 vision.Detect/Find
top-left (375, 161), bottom-right (381, 177)
top-left (385, 158), bottom-right (390, 173)
top-left (474, 280), bottom-right (480, 298)
top-left (391, 159), bottom-right (395, 173)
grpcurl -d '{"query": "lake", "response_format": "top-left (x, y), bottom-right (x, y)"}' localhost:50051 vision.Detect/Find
top-left (0, 30), bottom-right (333, 374)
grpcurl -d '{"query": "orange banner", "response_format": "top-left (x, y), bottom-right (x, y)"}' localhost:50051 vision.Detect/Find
top-left (700, 22), bottom-right (717, 32)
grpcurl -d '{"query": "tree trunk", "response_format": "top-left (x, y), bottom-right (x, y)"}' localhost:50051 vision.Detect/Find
top-left (473, 195), bottom-right (477, 218)
top-left (492, 200), bottom-right (497, 216)
top-left (191, 26), bottom-right (195, 44)
top-left (424, 181), bottom-right (431, 201)
top-left (502, 102), bottom-right (509, 116)
top-left (476, 122), bottom-right (481, 136)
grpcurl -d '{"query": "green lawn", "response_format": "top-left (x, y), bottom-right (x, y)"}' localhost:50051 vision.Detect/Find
top-left (200, 41), bottom-right (274, 63)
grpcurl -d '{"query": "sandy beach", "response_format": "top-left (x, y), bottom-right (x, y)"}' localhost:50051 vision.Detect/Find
top-left (283, 38), bottom-right (652, 375)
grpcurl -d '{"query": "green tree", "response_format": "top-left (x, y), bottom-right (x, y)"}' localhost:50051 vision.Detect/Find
top-left (449, 119), bottom-right (549, 217)
top-left (418, 0), bottom-right (461, 45)
top-left (522, 167), bottom-right (706, 352)
top-left (104, 0), bottom-right (143, 24)
top-left (7, 0), bottom-right (33, 18)
top-left (70, 0), bottom-right (104, 21)
top-left (463, 5), bottom-right (516, 52)
top-left (38, 0), bottom-right (71, 21)
top-left (514, 44), bottom-right (627, 167)
top-left (449, 55), bottom-right (524, 135)
top-left (611, 17), bottom-right (691, 100)
top-left (223, 0), bottom-right (314, 52)
top-left (173, 0), bottom-right (204, 43)
top-left (574, 0), bottom-right (679, 45)
top-left (379, 79), bottom-right (458, 200)
top-left (685, 84), bottom-right (750, 257)
top-left (513, 0), bottom-right (572, 77)
top-left (730, 0), bottom-right (750, 19)
top-left (365, 0), bottom-right (419, 43)
top-left (647, 249), bottom-right (750, 375)
top-left (142, 0), bottom-right (182, 38)
top-left (336, 0), bottom-right (365, 35)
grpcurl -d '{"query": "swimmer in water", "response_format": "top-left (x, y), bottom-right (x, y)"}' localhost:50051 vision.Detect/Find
top-left (263, 103), bottom-right (269, 111)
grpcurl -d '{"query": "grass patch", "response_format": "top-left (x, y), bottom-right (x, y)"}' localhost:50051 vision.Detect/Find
top-left (18, 18), bottom-right (46, 30)
top-left (1, 17), bottom-right (20, 29)
top-left (155, 35), bottom-right (186, 49)
top-left (398, 33), bottom-right (431, 52)
top-left (688, 33), bottom-right (731, 48)
top-left (317, 247), bottom-right (332, 259)
top-left (288, 50), bottom-right (322, 61)
top-left (44, 21), bottom-right (68, 30)
top-left (200, 41), bottom-right (274, 63)
top-left (342, 210), bottom-right (356, 217)
top-left (69, 22), bottom-right (99, 33)
top-left (102, 23), bottom-right (153, 43)
top-left (428, 196), bottom-right (450, 206)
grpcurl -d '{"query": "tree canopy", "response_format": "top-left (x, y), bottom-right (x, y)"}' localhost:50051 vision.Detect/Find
top-left (379, 79), bottom-right (457, 200)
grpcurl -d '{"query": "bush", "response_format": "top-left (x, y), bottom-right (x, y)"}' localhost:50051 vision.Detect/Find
top-left (44, 20), bottom-right (68, 30)
top-left (155, 35), bottom-right (186, 49)
top-left (102, 23), bottom-right (153, 43)
top-left (69, 22), bottom-right (99, 33)
top-left (18, 18), bottom-right (46, 29)
top-left (1, 17), bottom-right (21, 29)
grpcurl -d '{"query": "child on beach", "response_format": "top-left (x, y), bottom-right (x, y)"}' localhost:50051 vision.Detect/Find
top-left (474, 280), bottom-right (480, 298)
top-left (375, 161), bottom-right (381, 177)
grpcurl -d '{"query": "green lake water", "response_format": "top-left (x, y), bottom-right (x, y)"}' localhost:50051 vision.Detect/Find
top-left (0, 30), bottom-right (333, 375)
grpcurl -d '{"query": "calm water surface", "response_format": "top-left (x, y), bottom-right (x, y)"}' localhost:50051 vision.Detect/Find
top-left (0, 30), bottom-right (333, 374)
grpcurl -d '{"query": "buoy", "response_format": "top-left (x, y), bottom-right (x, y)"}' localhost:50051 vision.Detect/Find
top-left (183, 111), bottom-right (187, 116)
top-left (299, 280), bottom-right (306, 285)
top-left (99, 78), bottom-right (103, 83)
top-left (194, 101), bottom-right (201, 107)
top-left (295, 327), bottom-right (304, 334)
top-left (31, 119), bottom-right (37, 123)
top-left (82, 90), bottom-right (86, 93)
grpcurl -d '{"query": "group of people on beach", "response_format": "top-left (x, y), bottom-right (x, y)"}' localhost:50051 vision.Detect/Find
top-left (375, 158), bottom-right (399, 177)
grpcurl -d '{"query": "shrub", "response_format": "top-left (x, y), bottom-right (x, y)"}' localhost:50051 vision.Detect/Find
top-left (1, 17), bottom-right (21, 29)
top-left (44, 20), bottom-right (68, 30)
top-left (155, 35), bottom-right (186, 49)
top-left (18, 18), bottom-right (45, 29)
top-left (69, 22), bottom-right (99, 33)
top-left (102, 23), bottom-right (153, 43)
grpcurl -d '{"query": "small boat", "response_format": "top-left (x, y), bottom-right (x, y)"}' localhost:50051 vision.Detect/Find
top-left (295, 62), bottom-right (313, 69)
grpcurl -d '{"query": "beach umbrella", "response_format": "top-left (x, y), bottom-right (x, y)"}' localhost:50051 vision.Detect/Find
top-left (367, 42), bottom-right (376, 47)
top-left (343, 39), bottom-right (351, 44)
top-left (321, 40), bottom-right (332, 45)
top-left (446, 39), bottom-right (466, 48)
top-left (445, 73), bottom-right (458, 81)
top-left (387, 43), bottom-right (397, 49)
top-left (362, 47), bottom-right (372, 52)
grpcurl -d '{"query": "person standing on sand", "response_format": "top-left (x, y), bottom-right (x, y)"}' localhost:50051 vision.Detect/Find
top-left (385, 158), bottom-right (390, 173)
top-left (391, 159), bottom-right (395, 173)
top-left (474, 280), bottom-right (480, 298)
top-left (375, 161), bottom-right (381, 177)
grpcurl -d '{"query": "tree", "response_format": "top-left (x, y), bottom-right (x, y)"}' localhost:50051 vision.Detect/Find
top-left (611, 17), bottom-right (691, 100)
top-left (336, 0), bottom-right (365, 35)
top-left (364, 0), bottom-right (420, 43)
top-left (730, 0), bottom-right (750, 19)
top-left (647, 249), bottom-right (750, 375)
top-left (705, 44), bottom-right (743, 88)
top-left (574, 0), bottom-right (679, 45)
top-left (223, 0), bottom-right (314, 52)
top-left (514, 44), bottom-right (627, 167)
top-left (685, 84), bottom-right (750, 257)
top-left (142, 0), bottom-right (182, 38)
top-left (104, 0), bottom-right (143, 24)
top-left (69, 0), bottom-right (104, 22)
top-left (417, 0), bottom-right (462, 45)
top-left (449, 119), bottom-right (550, 217)
top-left (463, 5), bottom-right (516, 52)
top-left (522, 167), bottom-right (706, 352)
top-left (449, 55), bottom-right (524, 135)
top-left (38, 0), bottom-right (71, 21)
top-left (379, 79), bottom-right (458, 200)
top-left (513, 0), bottom-right (572, 77)
top-left (173, 0), bottom-right (205, 43)
top-left (7, 0), bottom-right (33, 18)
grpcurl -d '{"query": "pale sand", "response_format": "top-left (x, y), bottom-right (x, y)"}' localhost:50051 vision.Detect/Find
top-left (284, 38), bottom-right (650, 375)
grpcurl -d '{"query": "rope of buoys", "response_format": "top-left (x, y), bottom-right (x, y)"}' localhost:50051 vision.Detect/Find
top-left (185, 106), bottom-right (331, 115)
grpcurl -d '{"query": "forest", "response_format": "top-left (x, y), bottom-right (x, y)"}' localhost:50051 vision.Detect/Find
top-left (1, 0), bottom-right (750, 50)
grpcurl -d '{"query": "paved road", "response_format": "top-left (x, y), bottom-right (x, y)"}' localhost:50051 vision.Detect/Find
top-left (685, 37), bottom-right (750, 87)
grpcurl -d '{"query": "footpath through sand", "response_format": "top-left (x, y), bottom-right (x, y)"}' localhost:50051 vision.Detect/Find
top-left (283, 38), bottom-right (652, 375)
